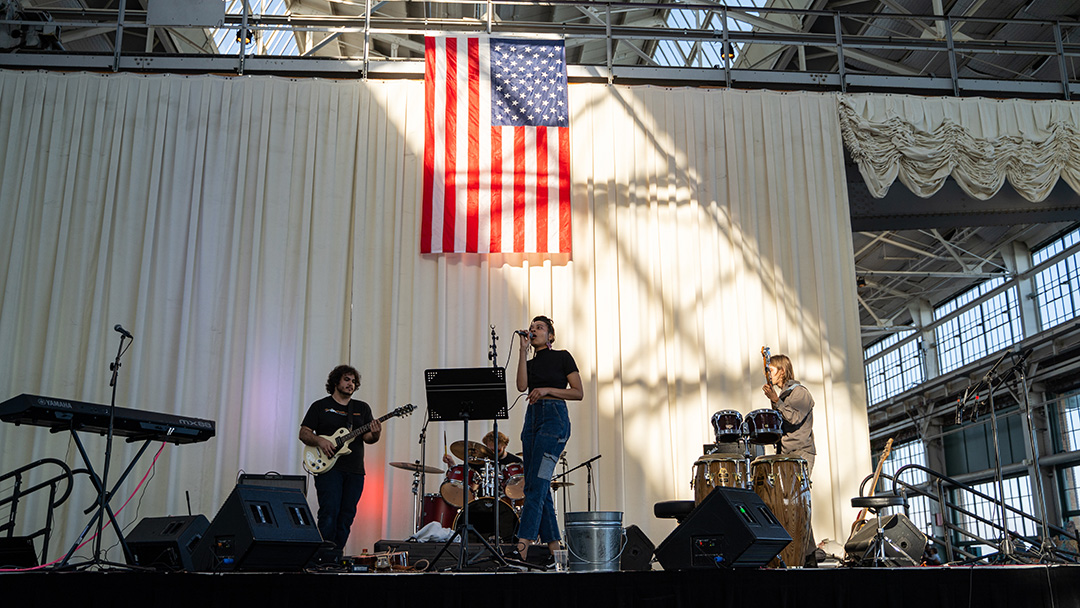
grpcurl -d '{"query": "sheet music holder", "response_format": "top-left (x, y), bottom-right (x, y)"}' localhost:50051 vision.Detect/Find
top-left (423, 367), bottom-right (520, 570)
top-left (425, 367), bottom-right (508, 422)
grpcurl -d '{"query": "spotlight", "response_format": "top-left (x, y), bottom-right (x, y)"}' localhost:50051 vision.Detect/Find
top-left (236, 27), bottom-right (254, 46)
top-left (857, 276), bottom-right (867, 288)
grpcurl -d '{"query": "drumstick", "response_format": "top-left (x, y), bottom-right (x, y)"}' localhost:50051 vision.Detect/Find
top-left (850, 437), bottom-right (894, 533)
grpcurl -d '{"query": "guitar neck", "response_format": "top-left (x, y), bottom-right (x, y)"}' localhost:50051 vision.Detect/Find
top-left (337, 411), bottom-right (396, 446)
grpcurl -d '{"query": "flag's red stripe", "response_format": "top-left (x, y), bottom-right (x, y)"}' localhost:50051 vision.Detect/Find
top-left (442, 38), bottom-right (458, 253)
top-left (513, 126), bottom-right (526, 253)
top-left (466, 38), bottom-right (480, 253)
top-left (536, 128), bottom-right (549, 253)
top-left (490, 128), bottom-right (503, 253)
top-left (558, 127), bottom-right (571, 253)
top-left (421, 37), bottom-right (436, 254)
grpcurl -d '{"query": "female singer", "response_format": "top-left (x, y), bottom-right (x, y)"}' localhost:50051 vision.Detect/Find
top-left (515, 315), bottom-right (583, 562)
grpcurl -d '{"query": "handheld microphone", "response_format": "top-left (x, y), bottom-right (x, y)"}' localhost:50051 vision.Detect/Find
top-left (515, 330), bottom-right (531, 337)
top-left (114, 324), bottom-right (133, 339)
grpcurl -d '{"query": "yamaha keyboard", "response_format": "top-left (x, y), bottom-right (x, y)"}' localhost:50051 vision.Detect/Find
top-left (0, 393), bottom-right (216, 445)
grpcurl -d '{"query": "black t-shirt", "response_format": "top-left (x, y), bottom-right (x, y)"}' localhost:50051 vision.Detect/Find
top-left (301, 395), bottom-right (374, 474)
top-left (526, 348), bottom-right (578, 391)
top-left (498, 452), bottom-right (523, 466)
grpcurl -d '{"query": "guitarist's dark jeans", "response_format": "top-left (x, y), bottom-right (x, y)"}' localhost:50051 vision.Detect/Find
top-left (314, 468), bottom-right (366, 552)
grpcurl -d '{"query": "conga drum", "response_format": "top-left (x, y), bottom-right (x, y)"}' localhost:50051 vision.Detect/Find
top-left (750, 455), bottom-right (811, 567)
top-left (691, 454), bottom-right (748, 504)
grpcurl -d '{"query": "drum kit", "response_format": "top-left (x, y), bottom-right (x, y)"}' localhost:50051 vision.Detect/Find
top-left (390, 439), bottom-right (526, 543)
top-left (693, 408), bottom-right (812, 567)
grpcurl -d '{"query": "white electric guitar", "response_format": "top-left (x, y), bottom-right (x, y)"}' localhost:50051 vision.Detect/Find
top-left (302, 404), bottom-right (415, 474)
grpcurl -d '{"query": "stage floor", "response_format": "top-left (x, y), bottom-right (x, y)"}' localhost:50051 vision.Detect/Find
top-left (6, 563), bottom-right (1079, 608)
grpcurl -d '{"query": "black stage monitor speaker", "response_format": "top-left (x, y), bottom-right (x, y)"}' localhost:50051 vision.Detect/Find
top-left (0, 536), bottom-right (38, 568)
top-left (655, 487), bottom-right (791, 569)
top-left (192, 484), bottom-right (322, 572)
top-left (238, 472), bottom-right (307, 497)
top-left (844, 513), bottom-right (926, 566)
top-left (127, 514), bottom-right (210, 571)
top-left (621, 524), bottom-right (655, 571)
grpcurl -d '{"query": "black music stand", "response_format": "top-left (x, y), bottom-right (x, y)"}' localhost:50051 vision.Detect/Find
top-left (423, 367), bottom-right (516, 570)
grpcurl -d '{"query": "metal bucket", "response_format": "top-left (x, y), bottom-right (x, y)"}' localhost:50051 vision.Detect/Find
top-left (564, 511), bottom-right (626, 572)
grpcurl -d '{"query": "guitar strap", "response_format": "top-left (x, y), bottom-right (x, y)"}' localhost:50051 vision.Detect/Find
top-left (346, 400), bottom-right (353, 430)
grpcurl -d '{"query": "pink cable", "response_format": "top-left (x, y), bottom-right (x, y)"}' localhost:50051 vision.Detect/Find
top-left (0, 442), bottom-right (168, 572)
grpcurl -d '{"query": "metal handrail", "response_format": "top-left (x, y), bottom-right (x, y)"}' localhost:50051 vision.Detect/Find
top-left (856, 463), bottom-right (1080, 563)
top-left (0, 1), bottom-right (1077, 96)
top-left (0, 458), bottom-right (83, 566)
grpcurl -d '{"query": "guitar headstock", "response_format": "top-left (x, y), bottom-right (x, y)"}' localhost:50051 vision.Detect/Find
top-left (392, 404), bottom-right (417, 418)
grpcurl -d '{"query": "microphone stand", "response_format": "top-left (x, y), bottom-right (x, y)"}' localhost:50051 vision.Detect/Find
top-left (414, 411), bottom-right (431, 533)
top-left (60, 326), bottom-right (141, 570)
top-left (487, 325), bottom-right (505, 559)
top-left (552, 455), bottom-right (602, 511)
top-left (1009, 349), bottom-right (1061, 562)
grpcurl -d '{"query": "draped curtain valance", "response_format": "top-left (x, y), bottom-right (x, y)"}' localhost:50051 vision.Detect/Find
top-left (838, 93), bottom-right (1080, 202)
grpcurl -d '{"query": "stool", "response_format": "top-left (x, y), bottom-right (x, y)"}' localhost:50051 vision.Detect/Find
top-left (653, 500), bottom-right (695, 524)
top-left (850, 494), bottom-right (909, 566)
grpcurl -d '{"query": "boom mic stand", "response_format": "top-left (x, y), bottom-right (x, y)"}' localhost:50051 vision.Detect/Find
top-left (59, 324), bottom-right (144, 570)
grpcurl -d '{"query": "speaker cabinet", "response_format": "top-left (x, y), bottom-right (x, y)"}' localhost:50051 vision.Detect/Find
top-left (238, 473), bottom-right (308, 497)
top-left (0, 536), bottom-right (38, 568)
top-left (655, 487), bottom-right (791, 569)
top-left (844, 513), bottom-right (926, 566)
top-left (127, 515), bottom-right (209, 571)
top-left (621, 524), bottom-right (654, 571)
top-left (192, 485), bottom-right (322, 572)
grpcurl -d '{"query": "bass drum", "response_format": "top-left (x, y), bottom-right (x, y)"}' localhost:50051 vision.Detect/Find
top-left (420, 493), bottom-right (458, 529)
top-left (453, 497), bottom-right (519, 543)
top-left (692, 454), bottom-right (748, 504)
top-left (750, 455), bottom-right (811, 568)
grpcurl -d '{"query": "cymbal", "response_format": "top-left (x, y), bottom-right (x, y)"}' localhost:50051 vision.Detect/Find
top-left (551, 481), bottom-right (575, 489)
top-left (389, 461), bottom-right (444, 475)
top-left (450, 440), bottom-right (493, 461)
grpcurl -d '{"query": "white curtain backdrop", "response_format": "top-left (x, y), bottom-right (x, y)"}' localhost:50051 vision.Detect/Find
top-left (0, 69), bottom-right (869, 561)
top-left (839, 93), bottom-right (1080, 202)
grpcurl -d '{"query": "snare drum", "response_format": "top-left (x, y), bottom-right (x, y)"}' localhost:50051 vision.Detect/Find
top-left (750, 455), bottom-right (811, 567)
top-left (420, 493), bottom-right (458, 528)
top-left (440, 464), bottom-right (479, 507)
top-left (453, 497), bottom-right (519, 543)
top-left (745, 408), bottom-right (783, 445)
top-left (691, 454), bottom-right (749, 504)
top-left (710, 410), bottom-right (744, 443)
top-left (501, 462), bottom-right (526, 500)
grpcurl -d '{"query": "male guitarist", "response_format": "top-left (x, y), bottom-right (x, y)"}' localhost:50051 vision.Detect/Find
top-left (299, 364), bottom-right (382, 553)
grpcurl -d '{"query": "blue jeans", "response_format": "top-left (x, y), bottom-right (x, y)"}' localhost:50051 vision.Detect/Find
top-left (313, 468), bottom-right (366, 551)
top-left (518, 398), bottom-right (570, 544)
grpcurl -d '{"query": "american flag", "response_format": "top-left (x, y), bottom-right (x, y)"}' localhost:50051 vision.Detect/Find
top-left (422, 36), bottom-right (572, 254)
